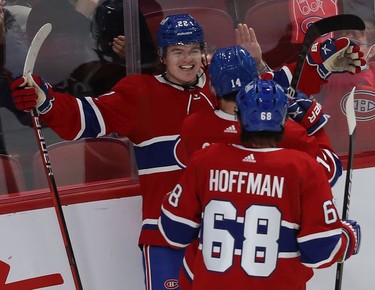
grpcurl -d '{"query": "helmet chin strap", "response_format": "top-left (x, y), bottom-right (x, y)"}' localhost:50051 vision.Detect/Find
top-left (162, 72), bottom-right (202, 91)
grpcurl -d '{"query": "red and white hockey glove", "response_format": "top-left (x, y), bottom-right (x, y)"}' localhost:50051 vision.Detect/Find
top-left (287, 91), bottom-right (328, 135)
top-left (11, 74), bottom-right (55, 114)
top-left (340, 219), bottom-right (361, 262)
top-left (307, 37), bottom-right (366, 79)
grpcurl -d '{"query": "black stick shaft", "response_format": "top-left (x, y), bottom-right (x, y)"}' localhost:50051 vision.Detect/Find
top-left (334, 87), bottom-right (357, 290)
top-left (31, 110), bottom-right (83, 290)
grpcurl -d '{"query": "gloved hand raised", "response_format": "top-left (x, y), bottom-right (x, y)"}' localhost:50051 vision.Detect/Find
top-left (287, 91), bottom-right (328, 135)
top-left (340, 219), bottom-right (361, 262)
top-left (307, 37), bottom-right (366, 79)
top-left (11, 73), bottom-right (54, 114)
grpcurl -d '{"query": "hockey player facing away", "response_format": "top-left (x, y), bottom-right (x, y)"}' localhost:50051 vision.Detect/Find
top-left (178, 45), bottom-right (343, 289)
top-left (159, 79), bottom-right (361, 290)
top-left (180, 45), bottom-right (343, 187)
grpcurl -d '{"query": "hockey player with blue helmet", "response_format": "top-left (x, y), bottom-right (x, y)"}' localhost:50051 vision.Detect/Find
top-left (12, 11), bottom-right (363, 290)
top-left (157, 14), bottom-right (205, 55)
top-left (179, 45), bottom-right (258, 165)
top-left (156, 14), bottom-right (209, 89)
top-left (236, 79), bottom-right (288, 134)
top-left (12, 13), bottom-right (217, 290)
top-left (160, 78), bottom-right (361, 290)
top-left (178, 45), bottom-right (343, 289)
top-left (209, 45), bottom-right (259, 98)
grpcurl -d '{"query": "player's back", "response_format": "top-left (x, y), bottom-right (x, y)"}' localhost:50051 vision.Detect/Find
top-left (189, 142), bottom-right (336, 290)
top-left (180, 109), bottom-right (240, 164)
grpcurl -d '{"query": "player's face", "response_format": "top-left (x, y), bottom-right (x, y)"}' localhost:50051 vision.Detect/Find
top-left (164, 43), bottom-right (203, 85)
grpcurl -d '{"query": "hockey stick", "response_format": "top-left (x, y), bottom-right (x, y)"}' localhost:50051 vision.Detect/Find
top-left (288, 14), bottom-right (365, 98)
top-left (23, 23), bottom-right (83, 290)
top-left (334, 86), bottom-right (357, 290)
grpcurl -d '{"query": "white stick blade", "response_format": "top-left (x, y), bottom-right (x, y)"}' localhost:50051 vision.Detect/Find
top-left (23, 23), bottom-right (52, 76)
top-left (346, 86), bottom-right (357, 135)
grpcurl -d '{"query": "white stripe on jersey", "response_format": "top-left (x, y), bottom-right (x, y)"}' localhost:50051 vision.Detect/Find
top-left (86, 97), bottom-right (106, 137)
top-left (74, 98), bottom-right (85, 140)
top-left (134, 135), bottom-right (180, 147)
top-left (138, 165), bottom-right (183, 175)
top-left (298, 228), bottom-right (342, 243)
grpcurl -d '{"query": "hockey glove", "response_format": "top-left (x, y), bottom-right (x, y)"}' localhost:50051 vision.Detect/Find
top-left (340, 219), bottom-right (361, 262)
top-left (307, 37), bottom-right (366, 79)
top-left (11, 73), bottom-right (54, 114)
top-left (287, 92), bottom-right (328, 135)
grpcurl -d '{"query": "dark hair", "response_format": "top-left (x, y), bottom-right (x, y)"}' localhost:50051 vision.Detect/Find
top-left (240, 130), bottom-right (284, 147)
top-left (220, 91), bottom-right (237, 102)
top-left (236, 110), bottom-right (284, 147)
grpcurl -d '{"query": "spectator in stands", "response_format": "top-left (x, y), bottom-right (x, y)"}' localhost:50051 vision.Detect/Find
top-left (25, 0), bottom-right (100, 88)
top-left (91, 0), bottom-right (158, 74)
top-left (0, 0), bottom-right (31, 155)
top-left (1, 1), bottom-right (28, 77)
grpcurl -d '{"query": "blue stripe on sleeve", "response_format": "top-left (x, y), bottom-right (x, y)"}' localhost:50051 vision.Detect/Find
top-left (77, 97), bottom-right (103, 138)
top-left (134, 137), bottom-right (184, 174)
top-left (298, 233), bottom-right (341, 265)
top-left (160, 209), bottom-right (200, 247)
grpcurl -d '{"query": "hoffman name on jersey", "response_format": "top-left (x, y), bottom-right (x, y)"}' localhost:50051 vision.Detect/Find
top-left (209, 169), bottom-right (284, 198)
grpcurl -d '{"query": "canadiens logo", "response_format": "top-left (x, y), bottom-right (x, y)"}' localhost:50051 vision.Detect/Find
top-left (300, 16), bottom-right (324, 35)
top-left (164, 279), bottom-right (179, 289)
top-left (340, 90), bottom-right (375, 121)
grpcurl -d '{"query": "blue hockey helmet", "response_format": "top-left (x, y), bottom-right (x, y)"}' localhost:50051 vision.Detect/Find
top-left (236, 79), bottom-right (288, 132)
top-left (209, 45), bottom-right (258, 97)
top-left (157, 14), bottom-right (205, 51)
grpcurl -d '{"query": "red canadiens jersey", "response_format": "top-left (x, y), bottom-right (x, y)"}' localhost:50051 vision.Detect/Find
top-left (263, 61), bottom-right (328, 96)
top-left (315, 63), bottom-right (375, 155)
top-left (180, 109), bottom-right (342, 186)
top-left (159, 144), bottom-right (347, 290)
top-left (41, 71), bottom-right (217, 246)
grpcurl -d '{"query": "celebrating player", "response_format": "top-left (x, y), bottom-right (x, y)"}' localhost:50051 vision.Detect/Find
top-left (181, 45), bottom-right (342, 186)
top-left (13, 14), bottom-right (218, 290)
top-left (10, 12), bottom-right (365, 289)
top-left (159, 79), bottom-right (361, 290)
top-left (178, 45), bottom-right (344, 289)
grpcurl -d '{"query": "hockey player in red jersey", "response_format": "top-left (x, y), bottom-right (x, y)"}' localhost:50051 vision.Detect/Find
top-left (159, 79), bottom-right (361, 290)
top-left (13, 14), bottom-right (219, 290)
top-left (178, 45), bottom-right (343, 290)
top-left (10, 12), bottom-right (365, 289)
top-left (181, 45), bottom-right (342, 186)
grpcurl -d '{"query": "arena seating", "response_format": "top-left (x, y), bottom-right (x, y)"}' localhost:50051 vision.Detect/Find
top-left (0, 154), bottom-right (26, 194)
top-left (244, 0), bottom-right (301, 69)
top-left (32, 137), bottom-right (135, 188)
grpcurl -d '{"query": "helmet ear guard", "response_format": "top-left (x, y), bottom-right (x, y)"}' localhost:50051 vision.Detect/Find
top-left (236, 79), bottom-right (288, 133)
top-left (209, 45), bottom-right (258, 97)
